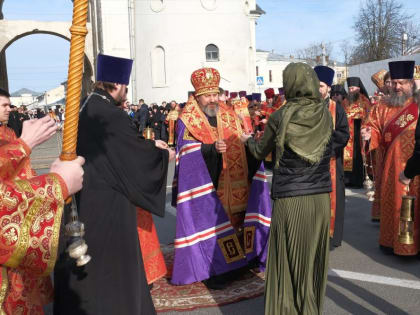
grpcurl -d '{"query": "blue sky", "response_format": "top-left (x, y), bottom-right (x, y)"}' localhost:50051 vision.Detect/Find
top-left (3, 0), bottom-right (420, 93)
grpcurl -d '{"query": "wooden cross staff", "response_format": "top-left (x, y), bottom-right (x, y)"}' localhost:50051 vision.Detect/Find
top-left (60, 0), bottom-right (89, 164)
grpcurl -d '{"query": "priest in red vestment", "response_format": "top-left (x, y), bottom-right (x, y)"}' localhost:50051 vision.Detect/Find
top-left (343, 77), bottom-right (372, 188)
top-left (362, 60), bottom-right (419, 256)
top-left (0, 88), bottom-right (85, 314)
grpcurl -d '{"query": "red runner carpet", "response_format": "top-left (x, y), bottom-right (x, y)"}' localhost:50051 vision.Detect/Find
top-left (151, 245), bottom-right (265, 313)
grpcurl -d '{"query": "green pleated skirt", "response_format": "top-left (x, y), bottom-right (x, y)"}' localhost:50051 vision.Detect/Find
top-left (264, 193), bottom-right (330, 315)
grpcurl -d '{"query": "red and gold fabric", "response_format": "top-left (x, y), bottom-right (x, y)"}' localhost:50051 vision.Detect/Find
top-left (259, 103), bottom-right (277, 162)
top-left (329, 100), bottom-right (337, 237)
top-left (166, 109), bottom-right (179, 146)
top-left (190, 68), bottom-right (220, 97)
top-left (180, 96), bottom-right (250, 229)
top-left (343, 95), bottom-right (372, 171)
top-left (136, 208), bottom-right (167, 284)
top-left (0, 125), bottom-right (67, 314)
top-left (367, 98), bottom-right (420, 255)
top-left (371, 146), bottom-right (383, 220)
top-left (273, 94), bottom-right (286, 110)
top-left (0, 126), bottom-right (36, 180)
top-left (230, 99), bottom-right (253, 134)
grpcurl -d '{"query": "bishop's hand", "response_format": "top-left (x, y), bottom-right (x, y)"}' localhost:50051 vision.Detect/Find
top-left (215, 140), bottom-right (227, 153)
top-left (240, 133), bottom-right (252, 143)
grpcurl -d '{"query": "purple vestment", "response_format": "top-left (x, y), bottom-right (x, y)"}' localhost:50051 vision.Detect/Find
top-left (171, 120), bottom-right (272, 285)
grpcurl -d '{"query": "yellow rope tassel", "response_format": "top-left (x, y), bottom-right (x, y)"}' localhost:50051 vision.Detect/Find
top-left (60, 0), bottom-right (89, 161)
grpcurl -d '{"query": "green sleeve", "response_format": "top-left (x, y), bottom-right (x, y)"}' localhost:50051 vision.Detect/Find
top-left (246, 114), bottom-right (277, 160)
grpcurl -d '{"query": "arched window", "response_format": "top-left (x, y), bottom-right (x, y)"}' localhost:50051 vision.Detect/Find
top-left (151, 46), bottom-right (166, 86)
top-left (205, 44), bottom-right (219, 61)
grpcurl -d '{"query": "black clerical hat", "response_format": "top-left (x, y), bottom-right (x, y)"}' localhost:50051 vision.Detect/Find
top-left (388, 61), bottom-right (415, 80)
top-left (314, 66), bottom-right (335, 86)
top-left (96, 54), bottom-right (133, 85)
top-left (252, 93), bottom-right (261, 102)
top-left (346, 77), bottom-right (369, 98)
top-left (331, 84), bottom-right (347, 96)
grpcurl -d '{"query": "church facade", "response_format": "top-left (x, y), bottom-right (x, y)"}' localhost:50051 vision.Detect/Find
top-left (96, 0), bottom-right (264, 104)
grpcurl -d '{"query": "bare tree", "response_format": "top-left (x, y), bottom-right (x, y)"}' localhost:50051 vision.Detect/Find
top-left (351, 0), bottom-right (419, 63)
top-left (340, 41), bottom-right (353, 66)
top-left (295, 42), bottom-right (334, 63)
top-left (404, 21), bottom-right (420, 53)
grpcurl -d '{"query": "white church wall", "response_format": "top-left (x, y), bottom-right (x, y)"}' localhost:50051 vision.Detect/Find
top-left (100, 0), bottom-right (131, 58)
top-left (134, 0), bottom-right (258, 104)
top-left (99, 0), bottom-right (134, 101)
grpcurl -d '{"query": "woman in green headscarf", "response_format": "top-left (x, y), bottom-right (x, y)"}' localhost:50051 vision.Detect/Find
top-left (241, 63), bottom-right (333, 315)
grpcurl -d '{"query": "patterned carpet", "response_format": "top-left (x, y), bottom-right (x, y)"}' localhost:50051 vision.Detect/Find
top-left (151, 245), bottom-right (265, 313)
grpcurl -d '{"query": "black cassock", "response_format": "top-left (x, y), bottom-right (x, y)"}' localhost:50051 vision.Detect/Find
top-left (344, 118), bottom-right (363, 188)
top-left (330, 100), bottom-right (350, 247)
top-left (54, 89), bottom-right (169, 315)
top-left (148, 111), bottom-right (163, 140)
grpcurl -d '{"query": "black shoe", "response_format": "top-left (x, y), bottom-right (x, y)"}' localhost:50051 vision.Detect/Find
top-left (379, 245), bottom-right (394, 255)
top-left (202, 274), bottom-right (228, 290)
top-left (247, 258), bottom-right (260, 271)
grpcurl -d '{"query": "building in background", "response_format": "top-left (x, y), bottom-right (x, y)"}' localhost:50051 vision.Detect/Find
top-left (10, 88), bottom-right (40, 107)
top-left (95, 0), bottom-right (264, 104)
top-left (255, 50), bottom-right (348, 100)
top-left (255, 50), bottom-right (306, 96)
top-left (10, 84), bottom-right (65, 110)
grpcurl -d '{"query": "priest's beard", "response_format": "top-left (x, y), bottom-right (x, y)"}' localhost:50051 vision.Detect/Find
top-left (388, 90), bottom-right (412, 107)
top-left (348, 92), bottom-right (360, 103)
top-left (203, 102), bottom-right (219, 117)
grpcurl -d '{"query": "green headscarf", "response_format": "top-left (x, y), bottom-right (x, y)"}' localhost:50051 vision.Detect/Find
top-left (275, 62), bottom-right (333, 164)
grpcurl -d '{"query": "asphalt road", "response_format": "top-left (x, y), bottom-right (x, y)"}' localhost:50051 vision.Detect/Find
top-left (35, 133), bottom-right (420, 315)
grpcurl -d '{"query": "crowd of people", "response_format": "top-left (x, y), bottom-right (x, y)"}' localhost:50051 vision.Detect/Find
top-left (0, 51), bottom-right (420, 315)
top-left (5, 105), bottom-right (65, 137)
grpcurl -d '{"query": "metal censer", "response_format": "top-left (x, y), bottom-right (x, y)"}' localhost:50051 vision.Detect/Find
top-left (363, 157), bottom-right (375, 202)
top-left (398, 192), bottom-right (416, 245)
top-left (65, 198), bottom-right (91, 266)
top-left (143, 127), bottom-right (155, 140)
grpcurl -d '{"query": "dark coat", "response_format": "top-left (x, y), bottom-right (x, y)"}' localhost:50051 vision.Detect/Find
top-left (7, 111), bottom-right (21, 137)
top-left (54, 88), bottom-right (169, 315)
top-left (330, 100), bottom-right (350, 246)
top-left (271, 142), bottom-right (332, 199)
top-left (134, 104), bottom-right (149, 133)
top-left (246, 107), bottom-right (333, 199)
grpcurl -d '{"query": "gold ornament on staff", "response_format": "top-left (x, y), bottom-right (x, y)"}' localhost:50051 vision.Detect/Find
top-left (398, 185), bottom-right (416, 245)
top-left (60, 0), bottom-right (91, 267)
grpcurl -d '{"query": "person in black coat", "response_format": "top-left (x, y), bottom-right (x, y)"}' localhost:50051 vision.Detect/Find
top-left (134, 103), bottom-right (150, 134)
top-left (315, 66), bottom-right (350, 247)
top-left (148, 104), bottom-right (163, 140)
top-left (54, 54), bottom-right (175, 315)
top-left (6, 105), bottom-right (23, 137)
